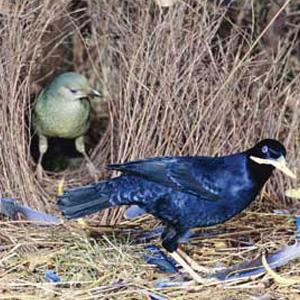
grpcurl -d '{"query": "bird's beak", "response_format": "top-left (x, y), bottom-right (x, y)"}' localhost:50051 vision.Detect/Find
top-left (89, 89), bottom-right (101, 97)
top-left (250, 155), bottom-right (296, 179)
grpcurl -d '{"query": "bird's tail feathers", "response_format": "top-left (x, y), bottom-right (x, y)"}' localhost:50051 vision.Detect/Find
top-left (58, 184), bottom-right (111, 219)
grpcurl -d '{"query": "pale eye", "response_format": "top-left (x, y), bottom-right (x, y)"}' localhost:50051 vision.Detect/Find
top-left (70, 89), bottom-right (77, 93)
top-left (262, 145), bottom-right (268, 154)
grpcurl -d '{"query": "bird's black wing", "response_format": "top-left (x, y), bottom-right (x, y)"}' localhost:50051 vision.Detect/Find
top-left (108, 157), bottom-right (222, 201)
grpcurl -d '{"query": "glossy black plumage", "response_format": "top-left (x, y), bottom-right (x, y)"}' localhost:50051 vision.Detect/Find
top-left (58, 139), bottom-right (288, 252)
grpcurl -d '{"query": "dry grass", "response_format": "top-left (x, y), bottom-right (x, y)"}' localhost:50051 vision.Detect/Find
top-left (0, 211), bottom-right (300, 299)
top-left (1, 0), bottom-right (300, 298)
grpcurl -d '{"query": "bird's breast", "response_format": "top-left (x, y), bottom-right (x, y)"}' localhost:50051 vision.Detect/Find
top-left (35, 100), bottom-right (90, 138)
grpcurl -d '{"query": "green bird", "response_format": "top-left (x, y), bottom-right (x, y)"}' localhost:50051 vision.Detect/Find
top-left (33, 72), bottom-right (101, 176)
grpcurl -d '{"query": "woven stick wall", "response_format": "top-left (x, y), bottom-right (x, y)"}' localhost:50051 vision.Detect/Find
top-left (0, 0), bottom-right (299, 224)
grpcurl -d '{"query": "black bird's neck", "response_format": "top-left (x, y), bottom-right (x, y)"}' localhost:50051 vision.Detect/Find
top-left (246, 153), bottom-right (275, 187)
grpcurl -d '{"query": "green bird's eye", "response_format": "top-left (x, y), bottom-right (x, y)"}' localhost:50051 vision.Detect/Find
top-left (70, 89), bottom-right (77, 93)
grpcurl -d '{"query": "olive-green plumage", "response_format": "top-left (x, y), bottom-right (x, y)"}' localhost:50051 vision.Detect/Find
top-left (33, 72), bottom-right (100, 175)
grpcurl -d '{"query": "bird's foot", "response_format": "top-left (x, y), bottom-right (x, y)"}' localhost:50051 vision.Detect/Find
top-left (177, 249), bottom-right (211, 273)
top-left (170, 251), bottom-right (208, 284)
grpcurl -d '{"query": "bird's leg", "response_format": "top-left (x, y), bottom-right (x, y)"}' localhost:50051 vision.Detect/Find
top-left (176, 230), bottom-right (212, 274)
top-left (162, 228), bottom-right (210, 284)
top-left (170, 251), bottom-right (207, 284)
top-left (36, 134), bottom-right (48, 178)
top-left (75, 136), bottom-right (98, 181)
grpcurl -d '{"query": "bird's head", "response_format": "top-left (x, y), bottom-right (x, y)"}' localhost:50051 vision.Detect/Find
top-left (50, 72), bottom-right (101, 101)
top-left (248, 139), bottom-right (296, 179)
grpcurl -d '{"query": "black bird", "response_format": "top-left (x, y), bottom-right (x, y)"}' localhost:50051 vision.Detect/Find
top-left (58, 139), bottom-right (295, 283)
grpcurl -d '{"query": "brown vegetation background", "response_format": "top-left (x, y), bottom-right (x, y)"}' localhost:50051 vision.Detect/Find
top-left (1, 0), bottom-right (300, 220)
top-left (1, 1), bottom-right (300, 298)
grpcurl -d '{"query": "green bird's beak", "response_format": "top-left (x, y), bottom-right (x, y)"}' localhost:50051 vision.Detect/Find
top-left (250, 155), bottom-right (296, 179)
